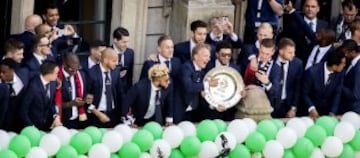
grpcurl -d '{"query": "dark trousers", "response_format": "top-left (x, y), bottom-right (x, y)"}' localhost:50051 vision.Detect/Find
top-left (88, 111), bottom-right (119, 128)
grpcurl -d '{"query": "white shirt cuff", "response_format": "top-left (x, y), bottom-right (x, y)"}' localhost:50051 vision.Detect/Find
top-left (308, 106), bottom-right (315, 112)
top-left (248, 55), bottom-right (256, 61)
top-left (289, 9), bottom-right (296, 14)
top-left (263, 82), bottom-right (272, 91)
top-left (186, 106), bottom-right (192, 112)
top-left (230, 33), bottom-right (238, 41)
top-left (166, 117), bottom-right (173, 123)
top-left (203, 81), bottom-right (209, 90)
top-left (87, 104), bottom-right (96, 113)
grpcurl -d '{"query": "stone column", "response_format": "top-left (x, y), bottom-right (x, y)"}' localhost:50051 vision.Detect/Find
top-left (170, 0), bottom-right (235, 43)
top-left (10, 0), bottom-right (34, 34)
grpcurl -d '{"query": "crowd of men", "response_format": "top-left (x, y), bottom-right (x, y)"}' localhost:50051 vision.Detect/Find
top-left (0, 0), bottom-right (360, 132)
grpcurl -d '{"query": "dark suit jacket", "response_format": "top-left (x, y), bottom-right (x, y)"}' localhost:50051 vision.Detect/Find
top-left (0, 83), bottom-right (9, 129)
top-left (303, 63), bottom-right (343, 115)
top-left (341, 59), bottom-right (360, 113)
top-left (174, 41), bottom-right (216, 63)
top-left (87, 65), bottom-right (124, 118)
top-left (281, 11), bottom-right (328, 61)
top-left (205, 33), bottom-right (243, 49)
top-left (305, 46), bottom-right (335, 67)
top-left (20, 76), bottom-right (57, 131)
top-left (121, 79), bottom-right (173, 125)
top-left (139, 56), bottom-right (182, 80)
top-left (118, 48), bottom-right (134, 91)
top-left (24, 55), bottom-right (56, 78)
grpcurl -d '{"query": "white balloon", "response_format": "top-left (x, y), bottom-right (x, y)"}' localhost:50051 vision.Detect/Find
top-left (140, 152), bottom-right (152, 158)
top-left (78, 155), bottom-right (88, 158)
top-left (227, 119), bottom-right (249, 143)
top-left (334, 121), bottom-right (356, 143)
top-left (310, 148), bottom-right (325, 158)
top-left (177, 121), bottom-right (196, 136)
top-left (198, 141), bottom-right (219, 158)
top-left (7, 131), bottom-right (17, 139)
top-left (51, 126), bottom-right (70, 145)
top-left (215, 132), bottom-right (237, 152)
top-left (150, 140), bottom-right (171, 158)
top-left (102, 131), bottom-right (123, 153)
top-left (68, 129), bottom-right (79, 137)
top-left (88, 143), bottom-right (111, 158)
top-left (301, 117), bottom-right (314, 128)
top-left (39, 134), bottom-right (61, 156)
top-left (0, 130), bottom-right (10, 149)
top-left (263, 140), bottom-right (284, 158)
top-left (341, 112), bottom-right (360, 130)
top-left (162, 126), bottom-right (184, 148)
top-left (26, 147), bottom-right (47, 158)
top-left (113, 124), bottom-right (134, 143)
top-left (276, 127), bottom-right (297, 149)
top-left (355, 151), bottom-right (360, 158)
top-left (242, 118), bottom-right (257, 133)
top-left (286, 118), bottom-right (307, 137)
top-left (321, 136), bottom-right (343, 157)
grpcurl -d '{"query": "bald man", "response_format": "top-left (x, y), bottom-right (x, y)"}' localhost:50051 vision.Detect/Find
top-left (86, 48), bottom-right (124, 128)
top-left (9, 15), bottom-right (43, 62)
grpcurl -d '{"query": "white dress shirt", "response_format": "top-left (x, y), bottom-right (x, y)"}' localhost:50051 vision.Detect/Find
top-left (190, 39), bottom-right (197, 55)
top-left (304, 16), bottom-right (317, 32)
top-left (33, 53), bottom-right (47, 65)
top-left (40, 75), bottom-right (50, 98)
top-left (87, 57), bottom-right (97, 69)
top-left (63, 69), bottom-right (78, 120)
top-left (113, 45), bottom-right (125, 66)
top-left (305, 45), bottom-right (332, 70)
top-left (346, 55), bottom-right (360, 74)
top-left (158, 54), bottom-right (171, 71)
top-left (12, 73), bottom-right (24, 95)
top-left (97, 64), bottom-right (114, 111)
top-left (144, 83), bottom-right (160, 119)
top-left (215, 59), bottom-right (229, 67)
top-left (276, 57), bottom-right (289, 100)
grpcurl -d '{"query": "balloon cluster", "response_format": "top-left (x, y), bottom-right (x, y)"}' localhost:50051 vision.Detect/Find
top-left (0, 112), bottom-right (360, 158)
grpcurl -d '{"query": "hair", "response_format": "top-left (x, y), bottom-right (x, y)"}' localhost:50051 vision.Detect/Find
top-left (40, 60), bottom-right (58, 75)
top-left (4, 39), bottom-right (24, 53)
top-left (339, 39), bottom-right (359, 53)
top-left (318, 28), bottom-right (336, 46)
top-left (342, 0), bottom-right (357, 10)
top-left (148, 64), bottom-right (169, 81)
top-left (215, 41), bottom-right (232, 52)
top-left (326, 49), bottom-right (346, 66)
top-left (190, 20), bottom-right (208, 32)
top-left (113, 27), bottom-right (129, 40)
top-left (191, 43), bottom-right (211, 59)
top-left (31, 34), bottom-right (47, 49)
top-left (63, 52), bottom-right (79, 64)
top-left (157, 35), bottom-right (172, 46)
top-left (34, 24), bottom-right (49, 35)
top-left (350, 19), bottom-right (360, 34)
top-left (257, 23), bottom-right (274, 32)
top-left (278, 38), bottom-right (296, 50)
top-left (0, 58), bottom-right (18, 69)
top-left (260, 38), bottom-right (275, 48)
top-left (43, 3), bottom-right (58, 15)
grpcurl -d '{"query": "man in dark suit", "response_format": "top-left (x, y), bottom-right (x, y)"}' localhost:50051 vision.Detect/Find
top-left (8, 14), bottom-right (42, 61)
top-left (282, 0), bottom-right (328, 62)
top-left (86, 48), bottom-right (124, 128)
top-left (174, 20), bottom-right (216, 63)
top-left (55, 53), bottom-right (88, 129)
top-left (273, 38), bottom-right (303, 118)
top-left (80, 40), bottom-right (107, 72)
top-left (340, 40), bottom-right (360, 113)
top-left (112, 27), bottom-right (134, 92)
top-left (0, 59), bottom-right (29, 132)
top-left (243, 39), bottom-right (282, 110)
top-left (25, 34), bottom-right (54, 76)
top-left (303, 49), bottom-right (346, 119)
top-left (2, 39), bottom-right (25, 64)
top-left (178, 43), bottom-right (218, 122)
top-left (122, 64), bottom-right (173, 126)
top-left (203, 41), bottom-right (242, 120)
top-left (305, 28), bottom-right (336, 69)
top-left (0, 83), bottom-right (9, 130)
top-left (20, 60), bottom-right (62, 131)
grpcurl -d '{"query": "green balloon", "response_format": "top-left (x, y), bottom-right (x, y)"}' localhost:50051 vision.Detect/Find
top-left (69, 132), bottom-right (92, 155)
top-left (131, 129), bottom-right (154, 152)
top-left (305, 125), bottom-right (327, 147)
top-left (256, 120), bottom-right (277, 141)
top-left (0, 150), bottom-right (17, 158)
top-left (229, 144), bottom-right (251, 158)
top-left (143, 121), bottom-right (163, 139)
top-left (213, 119), bottom-right (227, 132)
top-left (245, 132), bottom-right (266, 152)
top-left (196, 120), bottom-right (219, 142)
top-left (271, 119), bottom-right (285, 130)
top-left (315, 116), bottom-right (337, 136)
top-left (100, 128), bottom-right (107, 137)
top-left (8, 135), bottom-right (31, 158)
top-left (84, 126), bottom-right (102, 144)
top-left (180, 136), bottom-right (201, 157)
top-left (170, 149), bottom-right (184, 158)
top-left (338, 144), bottom-right (355, 158)
top-left (283, 149), bottom-right (295, 158)
top-left (292, 137), bottom-right (314, 158)
top-left (111, 153), bottom-right (119, 158)
top-left (118, 142), bottom-right (141, 158)
top-left (349, 131), bottom-right (360, 151)
top-left (56, 145), bottom-right (78, 158)
top-left (20, 126), bottom-right (41, 147)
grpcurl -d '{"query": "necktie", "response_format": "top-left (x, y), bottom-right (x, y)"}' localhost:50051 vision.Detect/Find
top-left (66, 77), bottom-right (72, 97)
top-left (164, 60), bottom-right (170, 70)
top-left (104, 72), bottom-right (113, 112)
top-left (7, 82), bottom-right (16, 97)
top-left (45, 83), bottom-right (50, 99)
top-left (308, 22), bottom-right (314, 32)
top-left (326, 73), bottom-right (334, 86)
top-left (280, 62), bottom-right (286, 87)
top-left (312, 48), bottom-right (320, 66)
top-left (154, 90), bottom-right (163, 124)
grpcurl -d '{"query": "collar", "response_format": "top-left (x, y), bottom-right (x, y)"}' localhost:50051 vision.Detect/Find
top-left (33, 53), bottom-right (46, 62)
top-left (151, 82), bottom-right (161, 91)
top-left (210, 32), bottom-right (223, 41)
top-left (255, 40), bottom-right (260, 49)
top-left (113, 45), bottom-right (125, 55)
top-left (99, 63), bottom-right (109, 73)
top-left (324, 62), bottom-right (334, 74)
top-left (88, 56), bottom-right (98, 65)
top-left (276, 56), bottom-right (288, 65)
top-left (190, 39), bottom-right (197, 51)
top-left (158, 54), bottom-right (170, 64)
top-left (351, 54), bottom-right (360, 66)
top-left (12, 73), bottom-right (20, 84)
top-left (304, 16), bottom-right (317, 24)
top-left (318, 44), bottom-right (332, 50)
top-left (192, 61), bottom-right (202, 71)
top-left (215, 59), bottom-right (229, 67)
top-left (62, 67), bottom-right (72, 79)
top-left (40, 75), bottom-right (49, 86)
